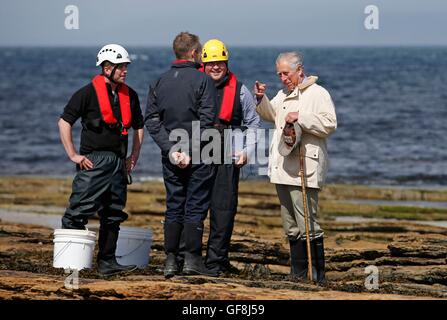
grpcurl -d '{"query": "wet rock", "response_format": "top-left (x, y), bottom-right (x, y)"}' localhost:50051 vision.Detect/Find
top-left (326, 222), bottom-right (447, 235)
top-left (327, 249), bottom-right (387, 262)
top-left (2, 177), bottom-right (447, 299)
top-left (388, 233), bottom-right (447, 258)
top-left (380, 282), bottom-right (447, 299)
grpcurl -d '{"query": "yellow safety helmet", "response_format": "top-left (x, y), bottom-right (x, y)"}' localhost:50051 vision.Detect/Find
top-left (202, 39), bottom-right (229, 63)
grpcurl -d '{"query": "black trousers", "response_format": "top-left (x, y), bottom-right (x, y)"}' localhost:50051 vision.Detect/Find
top-left (61, 151), bottom-right (128, 230)
top-left (162, 158), bottom-right (216, 225)
top-left (205, 164), bottom-right (240, 267)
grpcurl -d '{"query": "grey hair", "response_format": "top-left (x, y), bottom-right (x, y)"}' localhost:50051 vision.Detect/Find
top-left (276, 51), bottom-right (304, 70)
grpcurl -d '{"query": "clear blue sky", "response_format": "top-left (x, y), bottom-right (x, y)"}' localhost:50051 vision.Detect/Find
top-left (1, 0), bottom-right (446, 46)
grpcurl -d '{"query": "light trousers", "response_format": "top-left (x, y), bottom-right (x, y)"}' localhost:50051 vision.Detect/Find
top-left (275, 184), bottom-right (323, 241)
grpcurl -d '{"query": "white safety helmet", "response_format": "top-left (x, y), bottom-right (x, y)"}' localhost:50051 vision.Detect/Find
top-left (96, 44), bottom-right (131, 66)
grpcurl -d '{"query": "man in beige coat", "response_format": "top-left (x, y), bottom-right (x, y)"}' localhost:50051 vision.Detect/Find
top-left (254, 51), bottom-right (337, 283)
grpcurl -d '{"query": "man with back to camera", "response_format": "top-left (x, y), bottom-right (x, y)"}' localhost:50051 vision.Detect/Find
top-left (145, 32), bottom-right (219, 278)
top-left (255, 51), bottom-right (337, 283)
top-left (58, 44), bottom-right (144, 277)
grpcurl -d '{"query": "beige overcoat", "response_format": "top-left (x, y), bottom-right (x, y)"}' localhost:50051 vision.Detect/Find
top-left (256, 76), bottom-right (337, 189)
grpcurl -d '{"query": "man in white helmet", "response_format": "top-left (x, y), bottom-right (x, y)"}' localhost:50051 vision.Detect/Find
top-left (58, 44), bottom-right (144, 276)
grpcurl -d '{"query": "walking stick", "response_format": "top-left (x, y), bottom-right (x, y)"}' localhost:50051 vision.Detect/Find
top-left (299, 143), bottom-right (313, 282)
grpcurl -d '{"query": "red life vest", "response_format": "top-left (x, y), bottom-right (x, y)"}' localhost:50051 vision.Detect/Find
top-left (172, 61), bottom-right (238, 122)
top-left (92, 75), bottom-right (132, 135)
top-left (199, 67), bottom-right (238, 122)
top-left (218, 72), bottom-right (237, 122)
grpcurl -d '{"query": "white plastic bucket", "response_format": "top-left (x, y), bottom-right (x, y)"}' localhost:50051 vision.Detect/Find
top-left (116, 227), bottom-right (152, 268)
top-left (53, 229), bottom-right (96, 270)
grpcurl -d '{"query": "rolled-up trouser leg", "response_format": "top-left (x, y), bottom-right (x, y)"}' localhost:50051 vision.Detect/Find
top-left (275, 184), bottom-right (323, 241)
top-left (61, 152), bottom-right (116, 229)
top-left (206, 164), bottom-right (239, 268)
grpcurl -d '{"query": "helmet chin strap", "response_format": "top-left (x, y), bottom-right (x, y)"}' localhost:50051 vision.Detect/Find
top-left (104, 64), bottom-right (119, 84)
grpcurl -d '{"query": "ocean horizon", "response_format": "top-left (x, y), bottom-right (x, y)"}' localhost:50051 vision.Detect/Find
top-left (1, 46), bottom-right (446, 188)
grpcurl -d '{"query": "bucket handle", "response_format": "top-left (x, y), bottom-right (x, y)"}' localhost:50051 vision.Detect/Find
top-left (116, 240), bottom-right (151, 259)
top-left (54, 240), bottom-right (73, 263)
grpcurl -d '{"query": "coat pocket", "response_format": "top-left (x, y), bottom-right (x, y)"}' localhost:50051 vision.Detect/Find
top-left (304, 144), bottom-right (319, 180)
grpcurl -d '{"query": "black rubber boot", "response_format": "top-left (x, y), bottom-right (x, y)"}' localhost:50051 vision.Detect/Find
top-left (164, 222), bottom-right (183, 278)
top-left (289, 239), bottom-right (308, 279)
top-left (182, 223), bottom-right (219, 277)
top-left (205, 208), bottom-right (236, 273)
top-left (177, 229), bottom-right (186, 273)
top-left (97, 258), bottom-right (138, 277)
top-left (311, 237), bottom-right (326, 284)
top-left (97, 226), bottom-right (137, 277)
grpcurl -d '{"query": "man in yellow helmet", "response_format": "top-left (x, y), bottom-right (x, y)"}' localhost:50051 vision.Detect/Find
top-left (201, 39), bottom-right (260, 274)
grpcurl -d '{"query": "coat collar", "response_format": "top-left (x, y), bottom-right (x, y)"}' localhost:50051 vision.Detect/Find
top-left (298, 75), bottom-right (318, 90)
top-left (171, 60), bottom-right (202, 69)
top-left (283, 76), bottom-right (318, 99)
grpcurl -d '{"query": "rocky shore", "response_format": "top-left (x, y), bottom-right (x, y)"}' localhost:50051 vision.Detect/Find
top-left (1, 176), bottom-right (447, 300)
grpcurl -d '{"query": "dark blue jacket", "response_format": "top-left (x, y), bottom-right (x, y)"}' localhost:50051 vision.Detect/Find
top-left (145, 61), bottom-right (218, 157)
